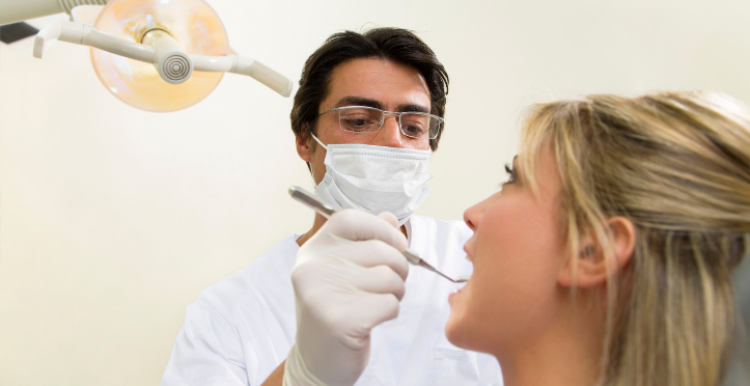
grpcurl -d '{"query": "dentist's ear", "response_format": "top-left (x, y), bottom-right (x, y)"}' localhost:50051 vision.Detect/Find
top-left (296, 124), bottom-right (312, 162)
top-left (558, 217), bottom-right (636, 288)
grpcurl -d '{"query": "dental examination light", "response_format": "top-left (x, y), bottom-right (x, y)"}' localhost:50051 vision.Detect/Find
top-left (2, 0), bottom-right (294, 111)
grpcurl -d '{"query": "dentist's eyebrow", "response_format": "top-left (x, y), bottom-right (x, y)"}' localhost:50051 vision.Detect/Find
top-left (395, 103), bottom-right (430, 114)
top-left (333, 97), bottom-right (430, 114)
top-left (334, 96), bottom-right (383, 109)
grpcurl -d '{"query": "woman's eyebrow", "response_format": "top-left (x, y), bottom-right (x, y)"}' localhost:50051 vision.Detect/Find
top-left (513, 155), bottom-right (523, 183)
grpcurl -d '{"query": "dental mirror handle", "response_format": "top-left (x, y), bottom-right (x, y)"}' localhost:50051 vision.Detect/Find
top-left (288, 186), bottom-right (336, 219)
top-left (288, 186), bottom-right (467, 283)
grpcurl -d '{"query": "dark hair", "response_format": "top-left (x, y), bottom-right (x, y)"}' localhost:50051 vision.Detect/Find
top-left (290, 27), bottom-right (449, 151)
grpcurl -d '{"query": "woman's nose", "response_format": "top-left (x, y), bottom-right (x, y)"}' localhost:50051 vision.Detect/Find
top-left (463, 197), bottom-right (492, 231)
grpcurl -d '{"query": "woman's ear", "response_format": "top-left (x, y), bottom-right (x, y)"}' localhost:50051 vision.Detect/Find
top-left (558, 217), bottom-right (636, 288)
top-left (296, 125), bottom-right (312, 162)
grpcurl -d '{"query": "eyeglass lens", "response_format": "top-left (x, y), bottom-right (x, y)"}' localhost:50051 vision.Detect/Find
top-left (338, 107), bottom-right (440, 139)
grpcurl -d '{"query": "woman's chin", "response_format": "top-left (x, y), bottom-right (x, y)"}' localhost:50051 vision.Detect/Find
top-left (444, 314), bottom-right (463, 346)
top-left (445, 312), bottom-right (476, 350)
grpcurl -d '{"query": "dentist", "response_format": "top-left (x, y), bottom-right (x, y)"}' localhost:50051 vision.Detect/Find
top-left (162, 27), bottom-right (502, 386)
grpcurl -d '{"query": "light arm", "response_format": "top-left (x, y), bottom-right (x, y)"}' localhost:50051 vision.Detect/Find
top-left (34, 20), bottom-right (155, 62)
top-left (33, 19), bottom-right (293, 96)
top-left (191, 54), bottom-right (294, 97)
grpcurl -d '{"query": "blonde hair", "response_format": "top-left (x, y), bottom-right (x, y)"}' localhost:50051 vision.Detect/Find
top-left (518, 91), bottom-right (750, 386)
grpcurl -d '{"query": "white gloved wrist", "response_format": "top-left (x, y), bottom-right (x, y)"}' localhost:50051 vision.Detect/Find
top-left (283, 344), bottom-right (327, 386)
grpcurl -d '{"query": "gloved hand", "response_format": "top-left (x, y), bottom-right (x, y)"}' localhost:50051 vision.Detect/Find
top-left (283, 210), bottom-right (409, 386)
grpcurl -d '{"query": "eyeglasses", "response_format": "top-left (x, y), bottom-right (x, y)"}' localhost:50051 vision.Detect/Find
top-left (318, 106), bottom-right (444, 140)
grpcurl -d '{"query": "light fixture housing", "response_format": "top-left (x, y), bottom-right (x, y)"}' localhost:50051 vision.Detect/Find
top-left (20, 0), bottom-right (293, 111)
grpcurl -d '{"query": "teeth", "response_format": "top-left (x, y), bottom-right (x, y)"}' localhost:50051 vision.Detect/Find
top-left (458, 275), bottom-right (471, 282)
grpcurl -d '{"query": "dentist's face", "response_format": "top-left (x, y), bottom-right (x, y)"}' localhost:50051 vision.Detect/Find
top-left (296, 58), bottom-right (432, 185)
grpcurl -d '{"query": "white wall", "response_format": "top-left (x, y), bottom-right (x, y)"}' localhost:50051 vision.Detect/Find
top-left (1, 0), bottom-right (749, 384)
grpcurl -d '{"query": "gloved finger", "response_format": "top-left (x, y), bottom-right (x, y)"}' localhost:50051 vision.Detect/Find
top-left (326, 210), bottom-right (408, 252)
top-left (377, 212), bottom-right (399, 228)
top-left (335, 239), bottom-right (409, 280)
top-left (352, 293), bottom-right (401, 333)
top-left (350, 265), bottom-right (406, 300)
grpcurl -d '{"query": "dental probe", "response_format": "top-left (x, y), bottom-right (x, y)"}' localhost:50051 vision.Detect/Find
top-left (288, 186), bottom-right (468, 284)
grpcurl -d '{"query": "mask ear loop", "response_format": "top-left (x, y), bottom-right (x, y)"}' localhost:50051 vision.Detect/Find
top-left (309, 132), bottom-right (328, 151)
top-left (308, 132), bottom-right (329, 190)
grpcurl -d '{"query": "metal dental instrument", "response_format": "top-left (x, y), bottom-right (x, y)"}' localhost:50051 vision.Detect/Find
top-left (289, 186), bottom-right (468, 283)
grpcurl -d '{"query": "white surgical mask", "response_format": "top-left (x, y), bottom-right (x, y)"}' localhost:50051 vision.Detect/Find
top-left (310, 133), bottom-right (432, 226)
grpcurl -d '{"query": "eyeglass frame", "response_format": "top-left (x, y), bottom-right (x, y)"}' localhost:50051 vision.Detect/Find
top-left (316, 105), bottom-right (445, 140)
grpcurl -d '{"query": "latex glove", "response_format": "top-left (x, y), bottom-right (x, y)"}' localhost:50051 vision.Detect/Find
top-left (283, 210), bottom-right (409, 386)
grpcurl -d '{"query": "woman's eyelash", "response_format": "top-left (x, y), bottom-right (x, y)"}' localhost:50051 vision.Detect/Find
top-left (504, 164), bottom-right (517, 184)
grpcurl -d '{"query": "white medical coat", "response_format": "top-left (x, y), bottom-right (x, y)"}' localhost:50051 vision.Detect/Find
top-left (162, 215), bottom-right (503, 386)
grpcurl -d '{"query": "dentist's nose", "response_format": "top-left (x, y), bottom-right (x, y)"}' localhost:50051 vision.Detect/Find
top-left (373, 115), bottom-right (405, 148)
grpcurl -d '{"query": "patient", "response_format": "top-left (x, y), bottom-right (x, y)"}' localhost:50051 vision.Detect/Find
top-left (448, 91), bottom-right (750, 386)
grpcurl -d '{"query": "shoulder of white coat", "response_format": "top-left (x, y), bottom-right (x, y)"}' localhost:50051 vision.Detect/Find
top-left (191, 234), bottom-right (300, 323)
